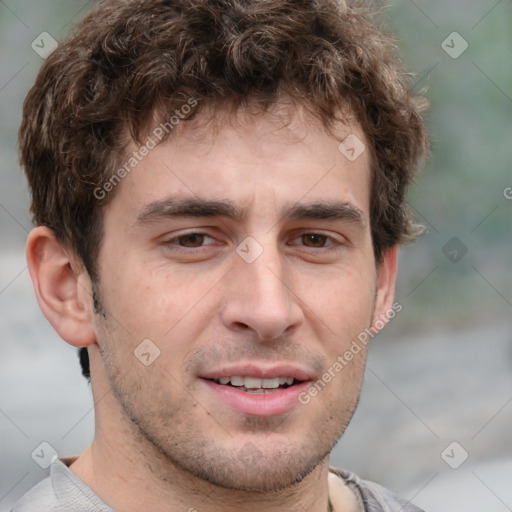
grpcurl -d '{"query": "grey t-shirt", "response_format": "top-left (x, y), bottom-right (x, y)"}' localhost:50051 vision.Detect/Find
top-left (10, 459), bottom-right (424, 512)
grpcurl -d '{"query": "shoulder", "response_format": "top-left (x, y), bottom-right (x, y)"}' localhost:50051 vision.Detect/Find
top-left (329, 467), bottom-right (426, 512)
top-left (9, 458), bottom-right (112, 512)
top-left (9, 475), bottom-right (57, 512)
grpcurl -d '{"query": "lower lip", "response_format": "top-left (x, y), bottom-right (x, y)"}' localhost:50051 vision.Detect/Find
top-left (200, 379), bottom-right (310, 416)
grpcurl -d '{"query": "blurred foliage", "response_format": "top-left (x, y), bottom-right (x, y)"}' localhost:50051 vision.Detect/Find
top-left (382, 0), bottom-right (511, 333)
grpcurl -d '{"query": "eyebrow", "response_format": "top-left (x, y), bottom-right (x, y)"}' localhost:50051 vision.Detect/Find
top-left (135, 196), bottom-right (366, 227)
top-left (136, 197), bottom-right (246, 224)
top-left (285, 201), bottom-right (365, 226)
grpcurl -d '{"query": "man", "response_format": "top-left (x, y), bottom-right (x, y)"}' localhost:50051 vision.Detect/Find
top-left (13, 0), bottom-right (429, 510)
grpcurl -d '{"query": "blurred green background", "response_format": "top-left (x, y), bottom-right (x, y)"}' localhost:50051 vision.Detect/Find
top-left (384, 0), bottom-right (511, 332)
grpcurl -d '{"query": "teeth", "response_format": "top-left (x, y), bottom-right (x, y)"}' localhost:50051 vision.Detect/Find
top-left (244, 377), bottom-right (262, 389)
top-left (261, 378), bottom-right (280, 389)
top-left (230, 376), bottom-right (244, 386)
top-left (217, 376), bottom-right (295, 388)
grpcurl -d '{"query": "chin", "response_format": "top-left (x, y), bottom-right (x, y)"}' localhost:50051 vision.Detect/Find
top-left (158, 432), bottom-right (334, 492)
top-left (188, 452), bottom-right (324, 492)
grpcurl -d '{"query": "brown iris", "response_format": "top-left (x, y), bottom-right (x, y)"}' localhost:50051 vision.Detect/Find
top-left (301, 233), bottom-right (329, 248)
top-left (177, 233), bottom-right (206, 247)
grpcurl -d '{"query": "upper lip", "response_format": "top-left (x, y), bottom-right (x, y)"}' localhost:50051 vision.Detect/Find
top-left (199, 364), bottom-right (312, 381)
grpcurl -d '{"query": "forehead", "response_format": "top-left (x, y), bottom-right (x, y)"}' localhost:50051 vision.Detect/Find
top-left (109, 103), bottom-right (371, 223)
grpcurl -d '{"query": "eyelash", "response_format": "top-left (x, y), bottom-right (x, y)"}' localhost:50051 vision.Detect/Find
top-left (162, 231), bottom-right (342, 252)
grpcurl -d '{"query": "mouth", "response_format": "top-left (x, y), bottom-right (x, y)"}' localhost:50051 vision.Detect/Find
top-left (207, 375), bottom-right (303, 394)
top-left (199, 365), bottom-right (312, 416)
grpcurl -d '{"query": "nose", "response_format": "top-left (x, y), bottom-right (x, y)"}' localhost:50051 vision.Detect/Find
top-left (220, 242), bottom-right (304, 342)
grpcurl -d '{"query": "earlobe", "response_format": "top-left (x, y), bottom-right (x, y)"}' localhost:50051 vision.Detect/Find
top-left (371, 246), bottom-right (399, 331)
top-left (26, 226), bottom-right (97, 348)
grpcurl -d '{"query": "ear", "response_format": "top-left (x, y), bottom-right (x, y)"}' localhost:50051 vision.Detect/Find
top-left (26, 226), bottom-right (97, 348)
top-left (371, 245), bottom-right (399, 332)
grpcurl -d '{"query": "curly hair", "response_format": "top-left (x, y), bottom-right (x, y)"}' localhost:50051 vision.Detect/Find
top-left (19, 0), bottom-right (429, 379)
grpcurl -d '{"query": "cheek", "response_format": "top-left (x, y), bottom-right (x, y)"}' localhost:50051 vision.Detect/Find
top-left (100, 256), bottom-right (218, 342)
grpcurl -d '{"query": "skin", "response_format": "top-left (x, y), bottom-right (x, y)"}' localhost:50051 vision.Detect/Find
top-left (26, 103), bottom-right (397, 512)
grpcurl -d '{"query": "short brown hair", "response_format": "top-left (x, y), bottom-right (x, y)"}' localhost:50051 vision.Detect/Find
top-left (19, 0), bottom-right (429, 378)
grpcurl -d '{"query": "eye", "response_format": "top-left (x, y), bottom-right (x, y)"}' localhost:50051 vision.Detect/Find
top-left (290, 232), bottom-right (339, 249)
top-left (163, 232), bottom-right (217, 249)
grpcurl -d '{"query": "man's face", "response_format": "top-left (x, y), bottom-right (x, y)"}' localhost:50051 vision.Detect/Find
top-left (91, 105), bottom-right (393, 491)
